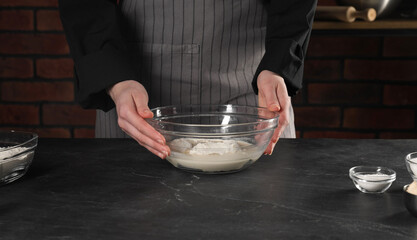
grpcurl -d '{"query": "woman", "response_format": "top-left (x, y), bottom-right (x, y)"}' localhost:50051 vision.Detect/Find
top-left (59, 0), bottom-right (317, 159)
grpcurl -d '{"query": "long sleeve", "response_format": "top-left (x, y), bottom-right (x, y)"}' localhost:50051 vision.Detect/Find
top-left (252, 0), bottom-right (317, 97)
top-left (59, 0), bottom-right (137, 111)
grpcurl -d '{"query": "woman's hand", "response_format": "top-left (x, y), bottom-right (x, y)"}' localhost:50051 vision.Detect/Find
top-left (257, 70), bottom-right (291, 155)
top-left (108, 80), bottom-right (170, 159)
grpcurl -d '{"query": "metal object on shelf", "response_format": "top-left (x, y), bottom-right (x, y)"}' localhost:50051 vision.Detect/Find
top-left (336, 0), bottom-right (402, 18)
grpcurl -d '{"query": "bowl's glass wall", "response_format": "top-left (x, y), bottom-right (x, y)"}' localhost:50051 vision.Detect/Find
top-left (0, 131), bottom-right (38, 185)
top-left (147, 105), bottom-right (278, 173)
top-left (148, 105), bottom-right (278, 135)
top-left (406, 152), bottom-right (417, 181)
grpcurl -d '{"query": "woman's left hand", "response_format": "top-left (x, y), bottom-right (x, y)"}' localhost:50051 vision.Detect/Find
top-left (257, 70), bottom-right (291, 155)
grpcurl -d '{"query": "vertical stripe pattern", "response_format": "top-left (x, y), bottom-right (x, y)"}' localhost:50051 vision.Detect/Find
top-left (96, 0), bottom-right (296, 139)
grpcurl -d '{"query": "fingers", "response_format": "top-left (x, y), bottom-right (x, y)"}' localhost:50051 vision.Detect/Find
top-left (119, 103), bottom-right (168, 146)
top-left (264, 142), bottom-right (276, 156)
top-left (264, 112), bottom-right (290, 155)
top-left (132, 93), bottom-right (154, 119)
top-left (125, 104), bottom-right (165, 140)
top-left (110, 80), bottom-right (170, 158)
top-left (261, 80), bottom-right (290, 155)
top-left (264, 127), bottom-right (279, 155)
top-left (257, 71), bottom-right (293, 155)
top-left (119, 117), bottom-right (170, 159)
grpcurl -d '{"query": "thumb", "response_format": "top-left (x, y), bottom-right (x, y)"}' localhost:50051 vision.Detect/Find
top-left (138, 106), bottom-right (153, 119)
top-left (132, 94), bottom-right (153, 119)
top-left (261, 87), bottom-right (281, 112)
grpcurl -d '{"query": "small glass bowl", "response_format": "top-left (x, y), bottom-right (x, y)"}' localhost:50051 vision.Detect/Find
top-left (349, 166), bottom-right (396, 193)
top-left (0, 130), bottom-right (38, 185)
top-left (405, 152), bottom-right (417, 181)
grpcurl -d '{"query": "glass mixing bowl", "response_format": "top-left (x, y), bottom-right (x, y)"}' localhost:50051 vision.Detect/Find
top-left (0, 130), bottom-right (38, 185)
top-left (146, 105), bottom-right (278, 174)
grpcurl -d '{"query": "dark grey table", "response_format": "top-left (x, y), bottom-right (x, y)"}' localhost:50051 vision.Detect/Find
top-left (1, 139), bottom-right (417, 239)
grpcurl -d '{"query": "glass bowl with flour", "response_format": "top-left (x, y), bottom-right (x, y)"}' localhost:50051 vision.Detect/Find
top-left (0, 131), bottom-right (38, 185)
top-left (146, 105), bottom-right (278, 174)
top-left (349, 166), bottom-right (396, 193)
top-left (405, 152), bottom-right (417, 181)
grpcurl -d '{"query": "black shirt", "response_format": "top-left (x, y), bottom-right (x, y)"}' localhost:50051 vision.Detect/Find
top-left (58, 0), bottom-right (317, 111)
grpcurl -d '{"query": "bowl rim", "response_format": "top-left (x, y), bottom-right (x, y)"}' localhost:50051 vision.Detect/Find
top-left (406, 152), bottom-right (417, 163)
top-left (147, 104), bottom-right (279, 128)
top-left (349, 165), bottom-right (396, 182)
top-left (0, 130), bottom-right (38, 153)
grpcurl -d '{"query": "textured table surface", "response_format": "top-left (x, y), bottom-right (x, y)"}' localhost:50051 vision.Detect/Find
top-left (1, 138), bottom-right (417, 240)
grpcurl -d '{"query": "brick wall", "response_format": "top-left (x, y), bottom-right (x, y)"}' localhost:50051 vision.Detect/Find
top-left (295, 34), bottom-right (417, 139)
top-left (295, 0), bottom-right (417, 139)
top-left (0, 0), bottom-right (95, 138)
top-left (0, 0), bottom-right (416, 139)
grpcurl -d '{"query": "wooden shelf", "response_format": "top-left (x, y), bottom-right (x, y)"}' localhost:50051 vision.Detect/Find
top-left (312, 19), bottom-right (417, 35)
top-left (313, 19), bottom-right (417, 30)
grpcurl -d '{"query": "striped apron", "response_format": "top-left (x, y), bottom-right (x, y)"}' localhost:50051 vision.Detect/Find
top-left (96, 0), bottom-right (296, 138)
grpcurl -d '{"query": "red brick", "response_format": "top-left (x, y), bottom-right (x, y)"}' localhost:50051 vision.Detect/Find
top-left (43, 104), bottom-right (95, 125)
top-left (343, 108), bottom-right (415, 129)
top-left (294, 107), bottom-right (341, 128)
top-left (74, 128), bottom-right (95, 138)
top-left (344, 60), bottom-right (417, 81)
top-left (380, 132), bottom-right (417, 139)
top-left (1, 82), bottom-right (74, 102)
top-left (0, 104), bottom-right (39, 125)
top-left (0, 0), bottom-right (58, 7)
top-left (0, 33), bottom-right (69, 55)
top-left (37, 10), bottom-right (63, 31)
top-left (0, 127), bottom-right (70, 138)
top-left (307, 36), bottom-right (380, 57)
top-left (0, 58), bottom-right (33, 78)
top-left (384, 37), bottom-right (417, 57)
top-left (303, 131), bottom-right (375, 139)
top-left (0, 10), bottom-right (33, 31)
top-left (308, 83), bottom-right (381, 104)
top-left (36, 58), bottom-right (74, 78)
top-left (383, 85), bottom-right (417, 106)
top-left (304, 59), bottom-right (341, 80)
top-left (33, 128), bottom-right (71, 138)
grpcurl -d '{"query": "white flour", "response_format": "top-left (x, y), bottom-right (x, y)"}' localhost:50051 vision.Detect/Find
top-left (167, 138), bottom-right (262, 172)
top-left (353, 173), bottom-right (393, 192)
top-left (0, 147), bottom-right (28, 159)
top-left (0, 146), bottom-right (33, 181)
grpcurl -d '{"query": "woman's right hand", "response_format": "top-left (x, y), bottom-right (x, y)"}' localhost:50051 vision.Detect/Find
top-left (108, 80), bottom-right (170, 159)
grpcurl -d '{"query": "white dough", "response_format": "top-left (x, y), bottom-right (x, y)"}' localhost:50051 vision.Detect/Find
top-left (169, 138), bottom-right (193, 153)
top-left (189, 140), bottom-right (240, 155)
top-left (167, 138), bottom-right (263, 172)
